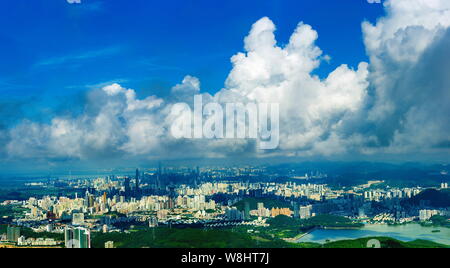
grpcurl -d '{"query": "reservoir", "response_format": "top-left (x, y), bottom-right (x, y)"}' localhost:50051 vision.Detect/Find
top-left (297, 224), bottom-right (450, 245)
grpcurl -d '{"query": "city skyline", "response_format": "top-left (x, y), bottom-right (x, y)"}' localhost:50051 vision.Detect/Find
top-left (1, 165), bottom-right (449, 248)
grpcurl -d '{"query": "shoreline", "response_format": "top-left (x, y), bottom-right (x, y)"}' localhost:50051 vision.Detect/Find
top-left (283, 227), bottom-right (319, 243)
top-left (292, 223), bottom-right (450, 245)
top-left (284, 225), bottom-right (362, 242)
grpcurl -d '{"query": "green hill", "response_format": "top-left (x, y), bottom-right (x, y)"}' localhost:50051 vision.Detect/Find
top-left (92, 227), bottom-right (303, 248)
top-left (91, 227), bottom-right (448, 248)
top-left (0, 224), bottom-right (6, 234)
top-left (404, 189), bottom-right (450, 208)
top-left (323, 237), bottom-right (448, 248)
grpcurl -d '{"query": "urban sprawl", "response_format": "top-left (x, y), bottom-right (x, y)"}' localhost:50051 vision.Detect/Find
top-left (1, 166), bottom-right (449, 248)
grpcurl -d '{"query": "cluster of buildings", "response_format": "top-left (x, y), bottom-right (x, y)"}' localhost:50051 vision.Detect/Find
top-left (226, 202), bottom-right (313, 221)
top-left (363, 188), bottom-right (421, 202)
top-left (0, 225), bottom-right (60, 247)
top-left (419, 209), bottom-right (443, 221)
top-left (18, 237), bottom-right (59, 247)
top-left (0, 165), bottom-right (448, 247)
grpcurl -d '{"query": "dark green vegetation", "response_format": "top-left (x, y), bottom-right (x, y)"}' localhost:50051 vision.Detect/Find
top-left (404, 189), bottom-right (450, 208)
top-left (234, 197), bottom-right (292, 211)
top-left (0, 205), bottom-right (27, 219)
top-left (91, 226), bottom-right (448, 248)
top-left (91, 227), bottom-right (308, 248)
top-left (0, 205), bottom-right (15, 218)
top-left (20, 227), bottom-right (64, 240)
top-left (323, 237), bottom-right (448, 248)
top-left (421, 215), bottom-right (450, 228)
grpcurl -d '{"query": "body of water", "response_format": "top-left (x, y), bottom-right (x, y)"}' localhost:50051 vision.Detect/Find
top-left (297, 224), bottom-right (450, 245)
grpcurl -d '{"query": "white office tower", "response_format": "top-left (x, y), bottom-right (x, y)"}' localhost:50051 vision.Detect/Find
top-left (65, 227), bottom-right (91, 248)
top-left (300, 205), bottom-right (312, 219)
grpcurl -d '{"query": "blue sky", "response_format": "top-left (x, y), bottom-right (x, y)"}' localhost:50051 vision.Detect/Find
top-left (0, 0), bottom-right (383, 122)
top-left (3, 0), bottom-right (448, 174)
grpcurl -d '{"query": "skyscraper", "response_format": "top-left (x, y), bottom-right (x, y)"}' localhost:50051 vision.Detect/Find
top-left (300, 205), bottom-right (312, 220)
top-left (88, 195), bottom-right (95, 208)
top-left (244, 202), bottom-right (250, 220)
top-left (7, 225), bottom-right (20, 243)
top-left (105, 241), bottom-right (114, 248)
top-left (65, 227), bottom-right (91, 248)
top-left (124, 176), bottom-right (131, 197)
top-left (293, 203), bottom-right (300, 218)
top-left (156, 162), bottom-right (162, 190)
top-left (194, 166), bottom-right (200, 187)
top-left (135, 168), bottom-right (140, 193)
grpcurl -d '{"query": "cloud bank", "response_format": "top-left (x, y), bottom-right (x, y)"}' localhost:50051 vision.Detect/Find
top-left (3, 0), bottom-right (450, 165)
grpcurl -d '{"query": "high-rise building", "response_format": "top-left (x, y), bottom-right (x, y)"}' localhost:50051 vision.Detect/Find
top-left (105, 241), bottom-right (114, 248)
top-left (156, 162), bottom-right (162, 190)
top-left (293, 203), bottom-right (300, 218)
top-left (194, 166), bottom-right (200, 187)
top-left (46, 224), bottom-right (54, 232)
top-left (102, 192), bottom-right (107, 205)
top-left (84, 190), bottom-right (90, 207)
top-left (300, 205), bottom-right (312, 220)
top-left (257, 202), bottom-right (268, 217)
top-left (65, 227), bottom-right (91, 248)
top-left (244, 202), bottom-right (250, 220)
top-left (124, 176), bottom-right (131, 197)
top-left (7, 225), bottom-right (20, 243)
top-left (149, 216), bottom-right (158, 228)
top-left (226, 207), bottom-right (243, 221)
top-left (17, 236), bottom-right (26, 246)
top-left (257, 203), bottom-right (265, 210)
top-left (135, 168), bottom-right (140, 193)
top-left (88, 195), bottom-right (95, 208)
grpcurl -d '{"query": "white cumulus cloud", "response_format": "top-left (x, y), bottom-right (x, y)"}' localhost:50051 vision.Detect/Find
top-left (4, 0), bottom-right (450, 164)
